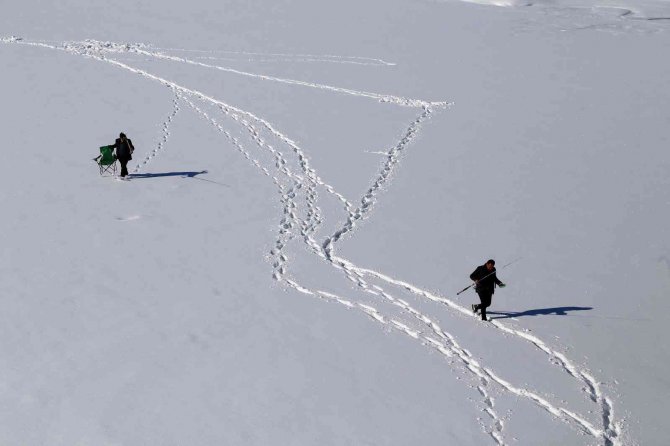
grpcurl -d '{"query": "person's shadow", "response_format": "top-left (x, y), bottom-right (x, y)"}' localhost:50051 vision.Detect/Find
top-left (128, 170), bottom-right (231, 187)
top-left (488, 306), bottom-right (593, 320)
top-left (128, 170), bottom-right (208, 179)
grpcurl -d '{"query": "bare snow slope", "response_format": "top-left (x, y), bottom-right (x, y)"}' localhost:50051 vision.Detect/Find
top-left (445, 0), bottom-right (670, 20)
top-left (1, 1), bottom-right (669, 445)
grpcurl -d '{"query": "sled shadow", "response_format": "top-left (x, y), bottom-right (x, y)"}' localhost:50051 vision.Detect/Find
top-left (488, 306), bottom-right (593, 320)
top-left (128, 170), bottom-right (231, 187)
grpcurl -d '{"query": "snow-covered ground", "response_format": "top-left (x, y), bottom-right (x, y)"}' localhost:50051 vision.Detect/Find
top-left (1, 1), bottom-right (669, 445)
top-left (456, 0), bottom-right (670, 20)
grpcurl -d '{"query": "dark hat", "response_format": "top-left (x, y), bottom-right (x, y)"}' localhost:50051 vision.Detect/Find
top-left (486, 259), bottom-right (495, 265)
top-left (120, 132), bottom-right (126, 138)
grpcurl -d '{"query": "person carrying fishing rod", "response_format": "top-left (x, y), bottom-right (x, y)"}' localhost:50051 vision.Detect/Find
top-left (469, 259), bottom-right (506, 321)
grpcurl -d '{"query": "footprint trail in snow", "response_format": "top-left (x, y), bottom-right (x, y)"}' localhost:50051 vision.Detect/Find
top-left (2, 36), bottom-right (623, 446)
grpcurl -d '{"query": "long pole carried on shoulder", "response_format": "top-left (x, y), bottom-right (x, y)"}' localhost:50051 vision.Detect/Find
top-left (456, 257), bottom-right (522, 295)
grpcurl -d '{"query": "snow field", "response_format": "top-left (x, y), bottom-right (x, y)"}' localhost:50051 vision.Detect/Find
top-left (1, 1), bottom-right (670, 444)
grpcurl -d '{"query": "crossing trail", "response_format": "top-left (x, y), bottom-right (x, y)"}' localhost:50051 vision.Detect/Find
top-left (1, 35), bottom-right (625, 446)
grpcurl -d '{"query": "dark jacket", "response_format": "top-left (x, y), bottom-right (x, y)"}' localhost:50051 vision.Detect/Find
top-left (470, 264), bottom-right (503, 295)
top-left (114, 138), bottom-right (134, 161)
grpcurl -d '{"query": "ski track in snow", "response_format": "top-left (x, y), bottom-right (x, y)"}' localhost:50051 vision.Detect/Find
top-left (2, 36), bottom-right (623, 446)
top-left (190, 55), bottom-right (392, 66)
top-left (129, 46), bottom-right (442, 108)
top-left (154, 48), bottom-right (397, 66)
top-left (147, 46), bottom-right (398, 66)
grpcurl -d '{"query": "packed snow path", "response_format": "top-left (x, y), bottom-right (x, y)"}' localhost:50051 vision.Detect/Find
top-left (2, 36), bottom-right (625, 446)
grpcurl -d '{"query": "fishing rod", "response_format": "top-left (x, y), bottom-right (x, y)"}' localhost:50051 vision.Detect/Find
top-left (456, 257), bottom-right (522, 295)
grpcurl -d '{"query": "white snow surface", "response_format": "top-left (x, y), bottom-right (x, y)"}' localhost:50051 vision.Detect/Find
top-left (1, 1), bottom-right (669, 445)
top-left (452, 0), bottom-right (670, 20)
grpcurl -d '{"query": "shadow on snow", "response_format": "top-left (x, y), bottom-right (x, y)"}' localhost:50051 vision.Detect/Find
top-left (488, 306), bottom-right (594, 320)
top-left (128, 170), bottom-right (231, 187)
top-left (129, 170), bottom-right (208, 179)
